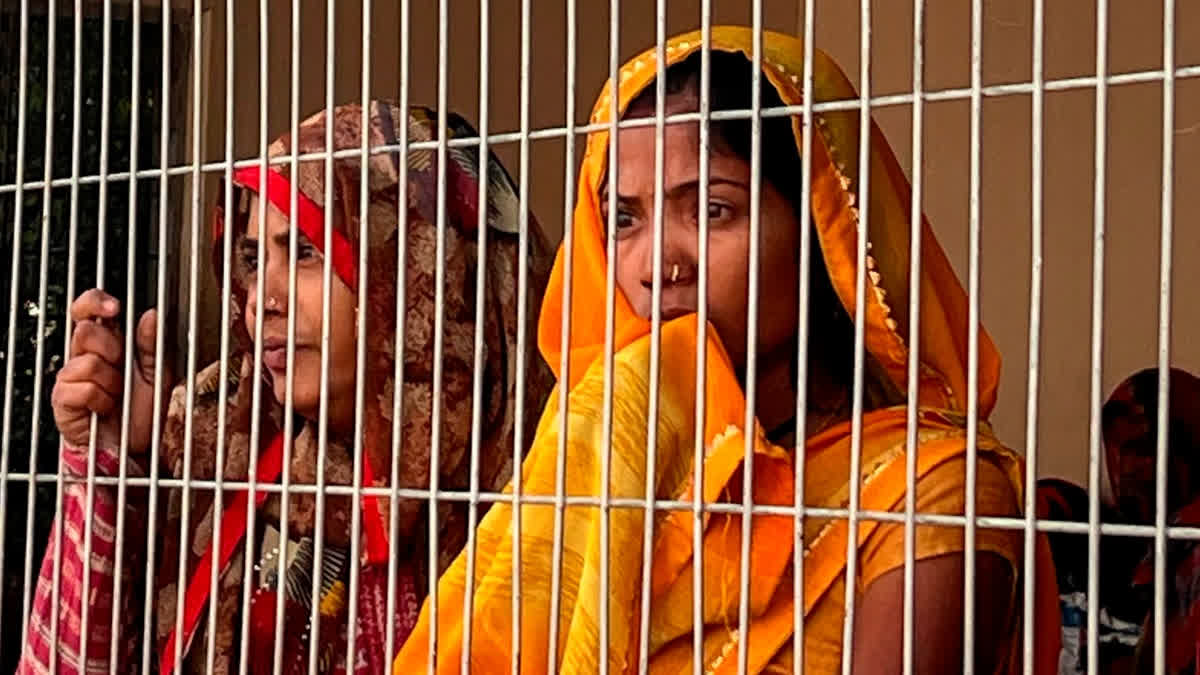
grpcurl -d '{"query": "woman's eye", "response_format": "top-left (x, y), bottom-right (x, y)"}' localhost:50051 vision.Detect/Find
top-left (707, 202), bottom-right (734, 222)
top-left (297, 243), bottom-right (321, 261)
top-left (601, 207), bottom-right (637, 232)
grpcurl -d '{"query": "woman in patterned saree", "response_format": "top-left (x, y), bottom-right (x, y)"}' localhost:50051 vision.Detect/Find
top-left (19, 102), bottom-right (554, 674)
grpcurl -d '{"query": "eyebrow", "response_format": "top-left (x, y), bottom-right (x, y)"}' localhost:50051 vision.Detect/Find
top-left (241, 231), bottom-right (304, 248)
top-left (605, 177), bottom-right (750, 203)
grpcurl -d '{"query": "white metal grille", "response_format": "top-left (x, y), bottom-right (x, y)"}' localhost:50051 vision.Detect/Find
top-left (1, 1), bottom-right (1199, 674)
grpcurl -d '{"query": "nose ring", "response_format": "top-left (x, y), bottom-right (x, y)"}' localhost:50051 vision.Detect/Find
top-left (670, 264), bottom-right (680, 283)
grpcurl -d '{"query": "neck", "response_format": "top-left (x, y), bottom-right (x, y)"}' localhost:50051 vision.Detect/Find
top-left (751, 348), bottom-right (851, 439)
top-left (328, 402), bottom-right (356, 435)
top-left (751, 356), bottom-right (798, 435)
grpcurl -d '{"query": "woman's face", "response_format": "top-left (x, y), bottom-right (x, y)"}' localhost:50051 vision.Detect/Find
top-left (606, 105), bottom-right (802, 373)
top-left (239, 196), bottom-right (359, 428)
top-left (1105, 403), bottom-right (1200, 523)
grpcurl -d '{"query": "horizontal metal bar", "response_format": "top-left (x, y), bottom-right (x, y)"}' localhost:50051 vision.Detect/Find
top-left (8, 471), bottom-right (1200, 538)
top-left (3, 62), bottom-right (1198, 195)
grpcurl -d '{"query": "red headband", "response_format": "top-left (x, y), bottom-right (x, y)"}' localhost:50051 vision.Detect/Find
top-left (231, 165), bottom-right (359, 289)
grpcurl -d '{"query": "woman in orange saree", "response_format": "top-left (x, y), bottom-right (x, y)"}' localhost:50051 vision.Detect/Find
top-left (395, 27), bottom-right (1060, 674)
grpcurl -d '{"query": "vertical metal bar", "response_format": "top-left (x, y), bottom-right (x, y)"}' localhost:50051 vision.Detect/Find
top-left (235, 0), bottom-right (270, 669)
top-left (902, 1), bottom-right (926, 674)
top-left (838, 0), bottom-right (872, 671)
top-left (48, 1), bottom-right (87, 662)
top-left (51, 5), bottom-right (86, 671)
top-left (1022, 0), bottom-right (1046, 672)
top-left (62, 0), bottom-right (84, 387)
top-left (0, 0), bottom-right (30, 660)
top-left (383, 0), bottom-right (411, 666)
top-left (460, 0), bottom-right (492, 663)
top-left (692, 8), bottom-right (712, 675)
top-left (344, 0), bottom-right (373, 668)
top-left (80, 0), bottom-right (116, 667)
top-left (510, 0), bottom-right (532, 668)
top-left (545, 0), bottom-right (577, 666)
top-left (270, 0), bottom-right (305, 667)
top-left (963, 0), bottom-right (984, 668)
top-left (171, 0), bottom-right (206, 670)
top-left (164, 3), bottom-right (200, 673)
top-left (597, 0), bottom-right (620, 670)
top-left (428, 0), bottom-right (450, 667)
top-left (1085, 2), bottom-right (1109, 674)
top-left (111, 0), bottom-right (143, 671)
top-left (637, 1), bottom-right (667, 672)
top-left (203, 0), bottom-right (237, 669)
top-left (1152, 2), bottom-right (1176, 673)
top-left (737, 8), bottom-right (765, 675)
top-left (305, 0), bottom-right (338, 669)
top-left (792, 1), bottom-right (817, 673)
top-left (142, 0), bottom-right (173, 669)
top-left (21, 0), bottom-right (58, 643)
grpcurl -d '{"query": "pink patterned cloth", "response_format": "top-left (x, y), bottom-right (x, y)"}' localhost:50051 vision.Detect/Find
top-left (17, 442), bottom-right (146, 675)
top-left (16, 442), bottom-right (422, 675)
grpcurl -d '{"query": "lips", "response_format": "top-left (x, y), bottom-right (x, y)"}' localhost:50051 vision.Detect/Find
top-left (263, 348), bottom-right (287, 371)
top-left (260, 336), bottom-right (298, 371)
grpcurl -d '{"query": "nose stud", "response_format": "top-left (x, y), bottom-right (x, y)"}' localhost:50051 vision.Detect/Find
top-left (266, 296), bottom-right (279, 310)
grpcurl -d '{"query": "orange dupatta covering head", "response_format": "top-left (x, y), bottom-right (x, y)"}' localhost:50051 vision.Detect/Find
top-left (395, 27), bottom-right (1060, 674)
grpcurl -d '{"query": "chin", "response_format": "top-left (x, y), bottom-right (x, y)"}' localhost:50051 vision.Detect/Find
top-left (269, 378), bottom-right (321, 416)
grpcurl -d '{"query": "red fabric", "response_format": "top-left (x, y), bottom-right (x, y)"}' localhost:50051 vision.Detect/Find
top-left (230, 166), bottom-right (359, 290)
top-left (1035, 534), bottom-right (1063, 675)
top-left (159, 433), bottom-right (285, 675)
top-left (247, 588), bottom-right (312, 675)
top-left (359, 442), bottom-right (388, 564)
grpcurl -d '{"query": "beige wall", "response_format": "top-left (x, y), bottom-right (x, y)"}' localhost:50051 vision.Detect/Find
top-left (188, 0), bottom-right (1200, 485)
top-left (810, 1), bottom-right (1200, 484)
